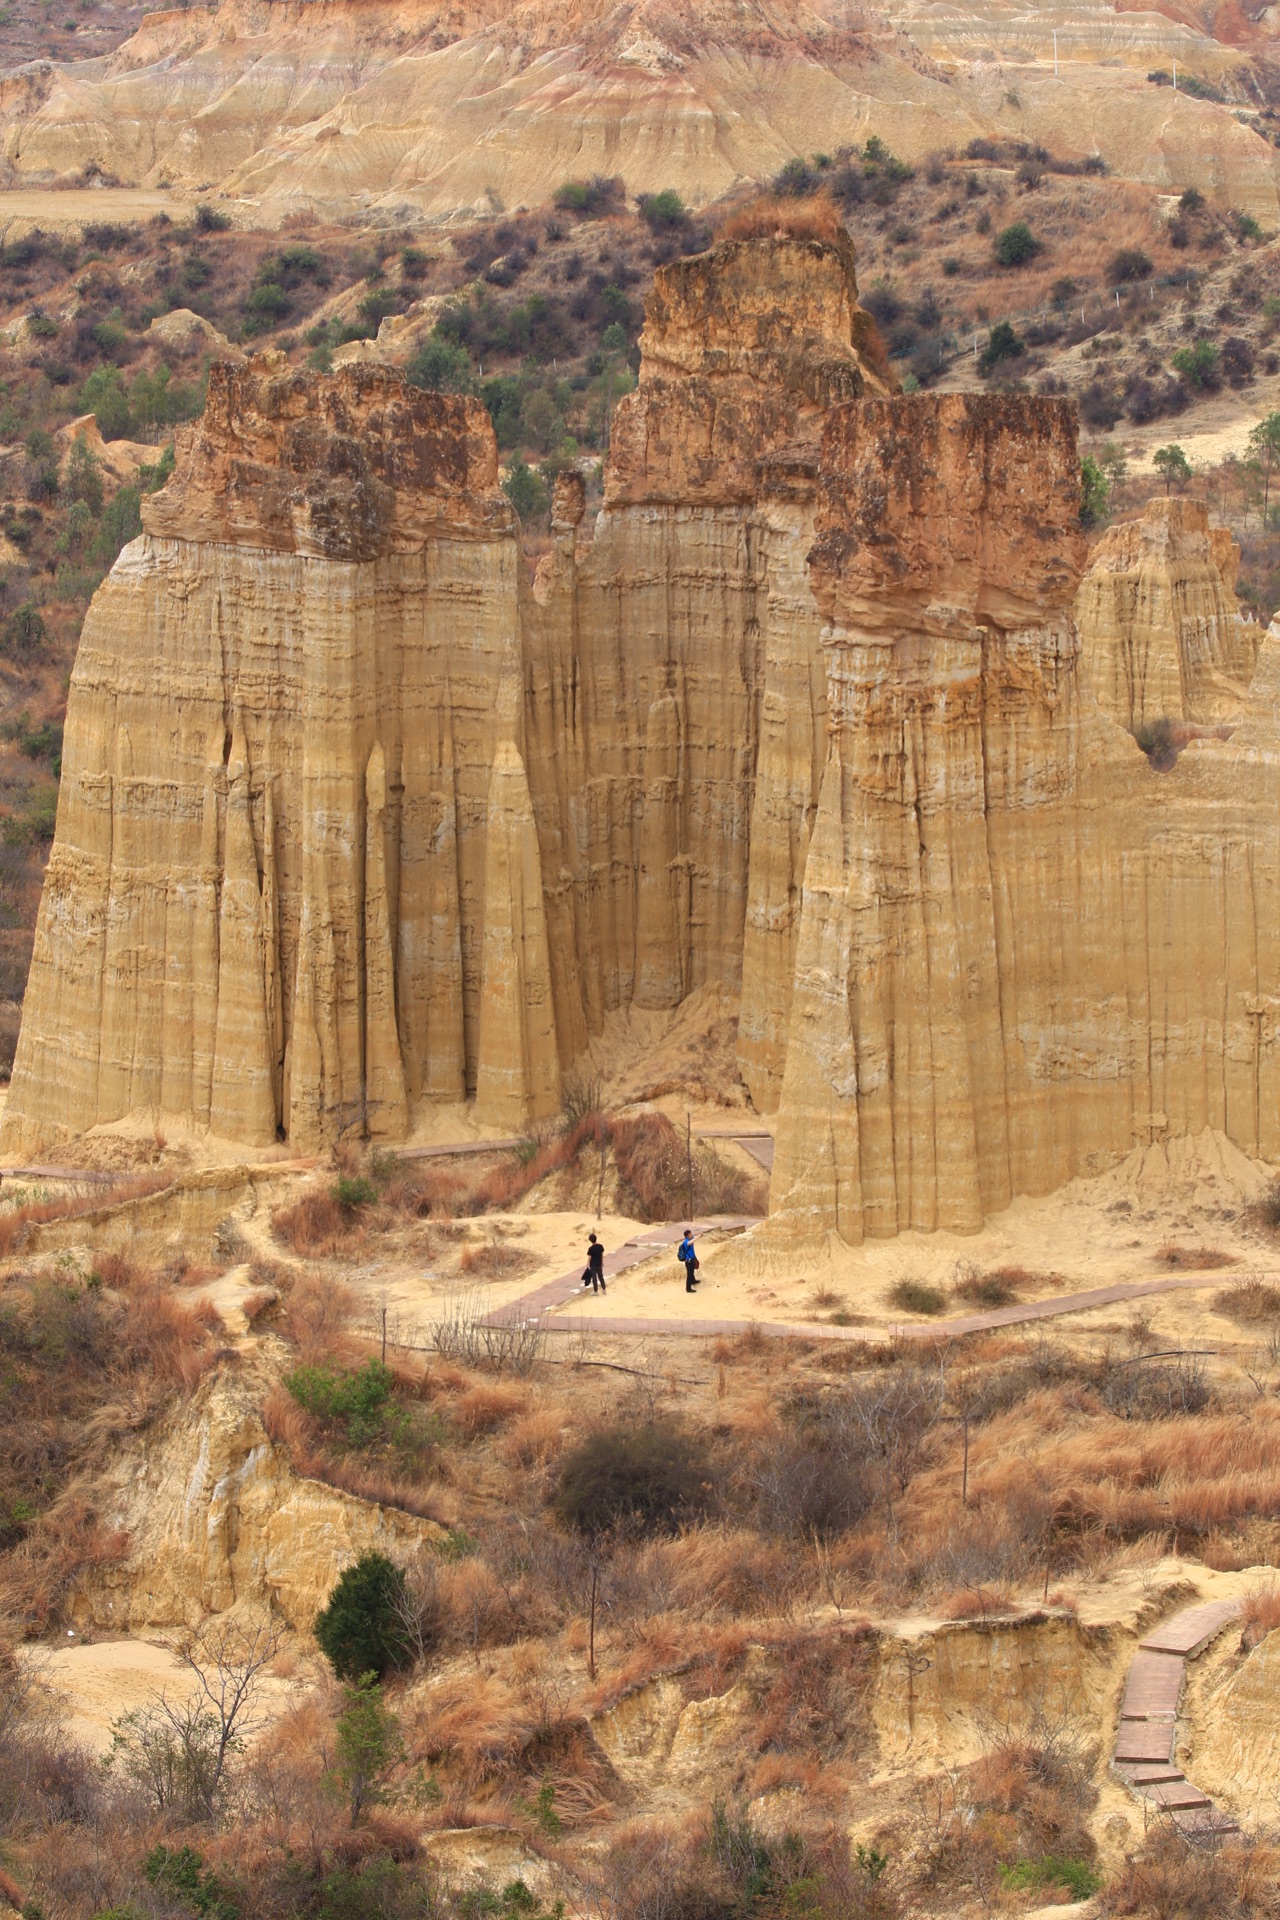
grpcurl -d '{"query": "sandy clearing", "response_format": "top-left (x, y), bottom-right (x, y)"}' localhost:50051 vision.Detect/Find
top-left (43, 1635), bottom-right (309, 1755)
top-left (0, 188), bottom-right (200, 236)
top-left (43, 1637), bottom-right (198, 1753)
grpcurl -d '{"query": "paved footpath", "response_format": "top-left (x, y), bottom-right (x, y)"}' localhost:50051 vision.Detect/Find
top-left (483, 1251), bottom-right (1251, 1344)
top-left (483, 1219), bottom-right (760, 1327)
top-left (1113, 1596), bottom-right (1243, 1839)
top-left (486, 1258), bottom-right (1251, 1341)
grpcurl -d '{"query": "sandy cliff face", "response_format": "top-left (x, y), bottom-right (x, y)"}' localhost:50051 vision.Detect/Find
top-left (2, 232), bottom-right (888, 1156)
top-left (11, 230), bottom-right (1280, 1244)
top-left (767, 392), bottom-right (1280, 1241)
top-left (527, 231), bottom-right (891, 1110)
top-left (1075, 496), bottom-right (1259, 728)
top-left (1, 0), bottom-right (1277, 221)
top-left (4, 358), bottom-right (524, 1153)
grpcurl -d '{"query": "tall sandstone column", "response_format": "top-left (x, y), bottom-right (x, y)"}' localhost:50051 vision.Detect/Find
top-left (769, 393), bottom-right (1280, 1244)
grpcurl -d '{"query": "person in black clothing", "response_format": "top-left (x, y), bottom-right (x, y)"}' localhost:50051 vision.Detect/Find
top-left (584, 1231), bottom-right (606, 1294)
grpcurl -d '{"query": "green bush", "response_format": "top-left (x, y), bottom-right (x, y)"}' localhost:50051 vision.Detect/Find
top-left (1080, 453), bottom-right (1110, 528)
top-left (2, 791), bottom-right (59, 848)
top-left (637, 188), bottom-right (688, 230)
top-left (89, 486), bottom-right (142, 571)
top-left (1107, 247), bottom-right (1153, 285)
top-left (1000, 1857), bottom-right (1100, 1898)
top-left (555, 1419), bottom-right (714, 1538)
top-left (993, 220), bottom-right (1040, 266)
top-left (1, 601), bottom-right (48, 660)
top-left (405, 331), bottom-right (477, 395)
top-left (978, 320), bottom-right (1025, 372)
top-left (78, 365), bottom-right (131, 439)
top-left (62, 435), bottom-right (104, 513)
top-left (1171, 339), bottom-right (1221, 391)
top-left (144, 1844), bottom-right (238, 1920)
top-left (285, 1357), bottom-right (394, 1446)
top-left (333, 1173), bottom-right (377, 1210)
top-left (194, 203), bottom-right (232, 232)
top-left (315, 1551), bottom-right (410, 1681)
top-left (503, 457), bottom-right (549, 523)
top-left (553, 175), bottom-right (623, 217)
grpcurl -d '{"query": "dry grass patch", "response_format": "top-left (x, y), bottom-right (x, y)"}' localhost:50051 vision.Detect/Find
top-left (457, 1240), bottom-right (538, 1281)
top-left (1155, 1243), bottom-right (1235, 1270)
top-left (499, 1408), bottom-right (565, 1467)
top-left (1242, 1579), bottom-right (1280, 1649)
top-left (1213, 1275), bottom-right (1280, 1320)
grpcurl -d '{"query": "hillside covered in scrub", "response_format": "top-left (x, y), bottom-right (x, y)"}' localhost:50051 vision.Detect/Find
top-left (0, 1115), bottom-right (1278, 1915)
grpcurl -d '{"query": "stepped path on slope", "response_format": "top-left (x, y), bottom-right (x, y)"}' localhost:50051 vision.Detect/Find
top-left (1113, 1596), bottom-right (1244, 1839)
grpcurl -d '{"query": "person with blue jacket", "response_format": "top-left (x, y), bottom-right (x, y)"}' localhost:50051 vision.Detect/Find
top-left (677, 1229), bottom-right (699, 1293)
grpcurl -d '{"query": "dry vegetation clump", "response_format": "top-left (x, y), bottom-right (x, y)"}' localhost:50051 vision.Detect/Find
top-left (951, 1262), bottom-right (1021, 1308)
top-left (0, 1263), bottom-right (222, 1625)
top-left (1102, 1830), bottom-right (1280, 1918)
top-left (457, 1240), bottom-right (538, 1280)
top-left (1241, 1578), bottom-right (1280, 1649)
top-left (1250, 1175), bottom-right (1280, 1235)
top-left (722, 191), bottom-right (848, 245)
top-left (1155, 1243), bottom-right (1235, 1270)
top-left (888, 1278), bottom-right (947, 1316)
top-left (909, 1704), bottom-right (1099, 1909)
top-left (1213, 1275), bottom-right (1280, 1320)
top-left (269, 1111), bottom-right (762, 1257)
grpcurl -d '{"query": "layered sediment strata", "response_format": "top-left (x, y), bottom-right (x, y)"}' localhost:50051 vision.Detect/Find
top-left (4, 359), bottom-right (524, 1153)
top-left (3, 232), bottom-right (889, 1156)
top-left (1075, 495), bottom-right (1258, 727)
top-left (768, 393), bottom-right (1280, 1241)
top-left (12, 234), bottom-right (1280, 1248)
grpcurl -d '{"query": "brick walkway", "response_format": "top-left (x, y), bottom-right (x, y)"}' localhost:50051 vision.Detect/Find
top-left (487, 1265), bottom-right (1249, 1342)
top-left (482, 1219), bottom-right (759, 1328)
top-left (1113, 1596), bottom-right (1242, 1839)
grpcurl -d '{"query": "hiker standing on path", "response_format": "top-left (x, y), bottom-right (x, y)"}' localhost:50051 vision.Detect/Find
top-left (678, 1228), bottom-right (699, 1293)
top-left (583, 1231), bottom-right (606, 1294)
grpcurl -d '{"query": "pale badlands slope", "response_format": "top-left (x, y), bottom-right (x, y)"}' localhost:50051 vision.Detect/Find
top-left (1, 0), bottom-right (1278, 220)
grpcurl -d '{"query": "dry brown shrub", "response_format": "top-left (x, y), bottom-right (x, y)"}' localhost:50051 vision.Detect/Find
top-left (750, 1625), bottom-right (876, 1761)
top-left (457, 1241), bottom-right (538, 1281)
top-left (272, 1187), bottom-right (365, 1257)
top-left (499, 1409), bottom-right (565, 1467)
top-left (385, 1163), bottom-right (469, 1219)
top-left (122, 1284), bottom-right (222, 1391)
top-left (408, 1666), bottom-right (529, 1781)
top-left (281, 1271), bottom-right (358, 1361)
top-left (721, 191), bottom-right (846, 245)
top-left (450, 1380), bottom-right (531, 1436)
top-left (1105, 1831), bottom-right (1280, 1918)
top-left (90, 1249), bottom-right (140, 1288)
top-left (610, 1112), bottom-right (765, 1221)
top-left (1213, 1276), bottom-right (1280, 1320)
top-left (1242, 1579), bottom-right (1280, 1649)
top-left (1, 1489), bottom-right (130, 1628)
top-left (898, 1392), bottom-right (1280, 1576)
top-left (436, 1557), bottom-right (519, 1653)
top-left (1156, 1243), bottom-right (1235, 1270)
top-left (941, 1583), bottom-right (1016, 1621)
